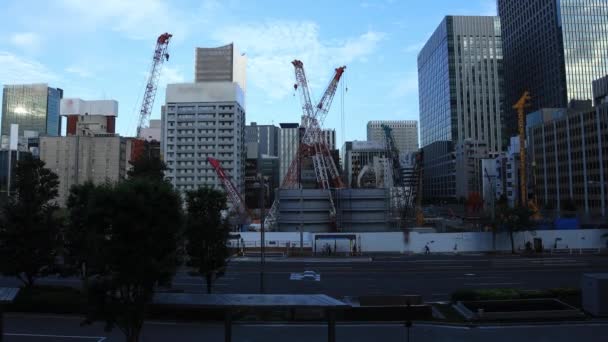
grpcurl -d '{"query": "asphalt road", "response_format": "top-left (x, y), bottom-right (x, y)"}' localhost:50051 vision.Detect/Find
top-left (179, 254), bottom-right (608, 300)
top-left (4, 313), bottom-right (608, 342)
top-left (1, 254), bottom-right (606, 301)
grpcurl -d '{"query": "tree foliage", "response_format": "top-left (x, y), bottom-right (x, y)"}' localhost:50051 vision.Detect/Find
top-left (127, 143), bottom-right (166, 182)
top-left (64, 182), bottom-right (114, 280)
top-left (497, 203), bottom-right (535, 253)
top-left (184, 187), bottom-right (230, 294)
top-left (0, 155), bottom-right (61, 288)
top-left (70, 179), bottom-right (182, 342)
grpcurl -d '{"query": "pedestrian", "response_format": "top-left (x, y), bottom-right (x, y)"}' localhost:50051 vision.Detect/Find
top-left (424, 244), bottom-right (430, 254)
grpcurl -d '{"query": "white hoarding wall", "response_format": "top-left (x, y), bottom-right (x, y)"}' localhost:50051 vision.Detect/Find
top-left (235, 230), bottom-right (608, 254)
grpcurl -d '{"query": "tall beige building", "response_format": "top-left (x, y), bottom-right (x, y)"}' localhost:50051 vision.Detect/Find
top-left (195, 43), bottom-right (247, 93)
top-left (39, 98), bottom-right (132, 205)
top-left (40, 135), bottom-right (131, 205)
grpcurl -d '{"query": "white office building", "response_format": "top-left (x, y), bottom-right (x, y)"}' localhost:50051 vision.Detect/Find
top-left (162, 82), bottom-right (246, 194)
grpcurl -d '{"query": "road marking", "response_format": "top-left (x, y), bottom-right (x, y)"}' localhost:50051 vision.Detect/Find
top-left (6, 333), bottom-right (106, 341)
top-left (464, 273), bottom-right (476, 276)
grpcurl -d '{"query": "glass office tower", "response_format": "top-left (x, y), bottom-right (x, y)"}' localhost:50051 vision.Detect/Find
top-left (498, 0), bottom-right (608, 139)
top-left (1, 84), bottom-right (63, 137)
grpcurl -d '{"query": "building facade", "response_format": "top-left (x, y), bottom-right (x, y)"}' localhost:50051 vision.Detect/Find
top-left (367, 120), bottom-right (419, 154)
top-left (61, 98), bottom-right (118, 136)
top-left (195, 43), bottom-right (247, 92)
top-left (341, 141), bottom-right (390, 189)
top-left (498, 0), bottom-right (608, 138)
top-left (454, 139), bottom-right (491, 199)
top-left (527, 103), bottom-right (608, 217)
top-left (138, 119), bottom-right (161, 142)
top-left (2, 84), bottom-right (63, 138)
top-left (418, 16), bottom-right (504, 151)
top-left (493, 136), bottom-right (522, 208)
top-left (278, 123), bottom-right (300, 185)
top-left (40, 135), bottom-right (131, 206)
top-left (418, 16), bottom-right (504, 201)
top-left (162, 82), bottom-right (246, 194)
top-left (594, 75), bottom-right (608, 106)
top-left (245, 122), bottom-right (279, 157)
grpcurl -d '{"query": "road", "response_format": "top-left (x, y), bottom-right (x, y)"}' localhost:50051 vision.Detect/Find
top-left (1, 254), bottom-right (606, 301)
top-left (4, 313), bottom-right (608, 342)
top-left (182, 254), bottom-right (608, 300)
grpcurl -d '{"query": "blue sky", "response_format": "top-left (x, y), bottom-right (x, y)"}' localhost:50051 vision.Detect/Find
top-left (0, 0), bottom-right (496, 145)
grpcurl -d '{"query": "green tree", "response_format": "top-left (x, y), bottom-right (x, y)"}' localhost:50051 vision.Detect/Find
top-left (184, 187), bottom-right (230, 294)
top-left (83, 179), bottom-right (182, 342)
top-left (0, 155), bottom-right (61, 288)
top-left (497, 205), bottom-right (535, 254)
top-left (127, 143), bottom-right (166, 182)
top-left (63, 182), bottom-right (113, 282)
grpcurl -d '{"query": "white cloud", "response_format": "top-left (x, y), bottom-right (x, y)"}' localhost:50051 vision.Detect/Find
top-left (159, 65), bottom-right (186, 88)
top-left (65, 65), bottom-right (94, 78)
top-left (58, 0), bottom-right (190, 40)
top-left (0, 52), bottom-right (57, 84)
top-left (212, 21), bottom-right (385, 100)
top-left (10, 32), bottom-right (41, 52)
top-left (390, 72), bottom-right (418, 98)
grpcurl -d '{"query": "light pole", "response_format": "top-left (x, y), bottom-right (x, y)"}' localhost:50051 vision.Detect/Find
top-left (257, 173), bottom-right (266, 294)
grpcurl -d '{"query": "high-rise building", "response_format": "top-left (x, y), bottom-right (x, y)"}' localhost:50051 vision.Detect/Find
top-left (162, 82), bottom-right (246, 194)
top-left (1, 84), bottom-right (63, 138)
top-left (195, 43), bottom-right (247, 92)
top-left (367, 120), bottom-right (419, 154)
top-left (418, 16), bottom-right (504, 151)
top-left (245, 122), bottom-right (279, 157)
top-left (498, 0), bottom-right (608, 137)
top-left (418, 16), bottom-right (504, 200)
top-left (278, 123), bottom-right (300, 185)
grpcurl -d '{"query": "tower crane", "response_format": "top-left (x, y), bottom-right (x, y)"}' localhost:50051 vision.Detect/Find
top-left (265, 61), bottom-right (346, 229)
top-left (207, 157), bottom-right (250, 223)
top-left (513, 91), bottom-right (531, 207)
top-left (137, 32), bottom-right (172, 137)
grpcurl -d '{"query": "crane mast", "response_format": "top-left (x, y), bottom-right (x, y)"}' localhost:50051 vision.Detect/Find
top-left (265, 61), bottom-right (346, 229)
top-left (137, 32), bottom-right (172, 137)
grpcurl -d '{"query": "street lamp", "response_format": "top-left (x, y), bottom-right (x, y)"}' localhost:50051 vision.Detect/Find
top-left (254, 173), bottom-right (267, 294)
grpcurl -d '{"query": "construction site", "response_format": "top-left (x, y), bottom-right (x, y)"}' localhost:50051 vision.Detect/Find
top-left (208, 59), bottom-right (426, 234)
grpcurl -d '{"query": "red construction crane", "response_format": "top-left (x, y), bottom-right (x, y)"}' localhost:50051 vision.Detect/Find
top-left (265, 60), bottom-right (346, 229)
top-left (137, 32), bottom-right (172, 137)
top-left (207, 157), bottom-right (248, 219)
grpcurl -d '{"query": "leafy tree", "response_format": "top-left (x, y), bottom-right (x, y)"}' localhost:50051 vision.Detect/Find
top-left (63, 182), bottom-right (113, 282)
top-left (0, 155), bottom-right (61, 288)
top-left (127, 142), bottom-right (166, 182)
top-left (497, 205), bottom-right (535, 253)
top-left (83, 179), bottom-right (182, 342)
top-left (184, 187), bottom-right (230, 294)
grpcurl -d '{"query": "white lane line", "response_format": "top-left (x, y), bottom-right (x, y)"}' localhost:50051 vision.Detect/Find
top-left (6, 333), bottom-right (106, 340)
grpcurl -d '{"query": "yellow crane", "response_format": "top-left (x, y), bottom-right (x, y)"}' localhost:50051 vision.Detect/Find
top-left (513, 92), bottom-right (531, 207)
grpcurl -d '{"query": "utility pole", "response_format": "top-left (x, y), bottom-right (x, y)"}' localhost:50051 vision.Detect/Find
top-left (258, 173), bottom-right (266, 294)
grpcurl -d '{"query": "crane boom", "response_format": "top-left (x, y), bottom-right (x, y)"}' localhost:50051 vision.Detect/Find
top-left (137, 32), bottom-right (172, 137)
top-left (207, 157), bottom-right (248, 217)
